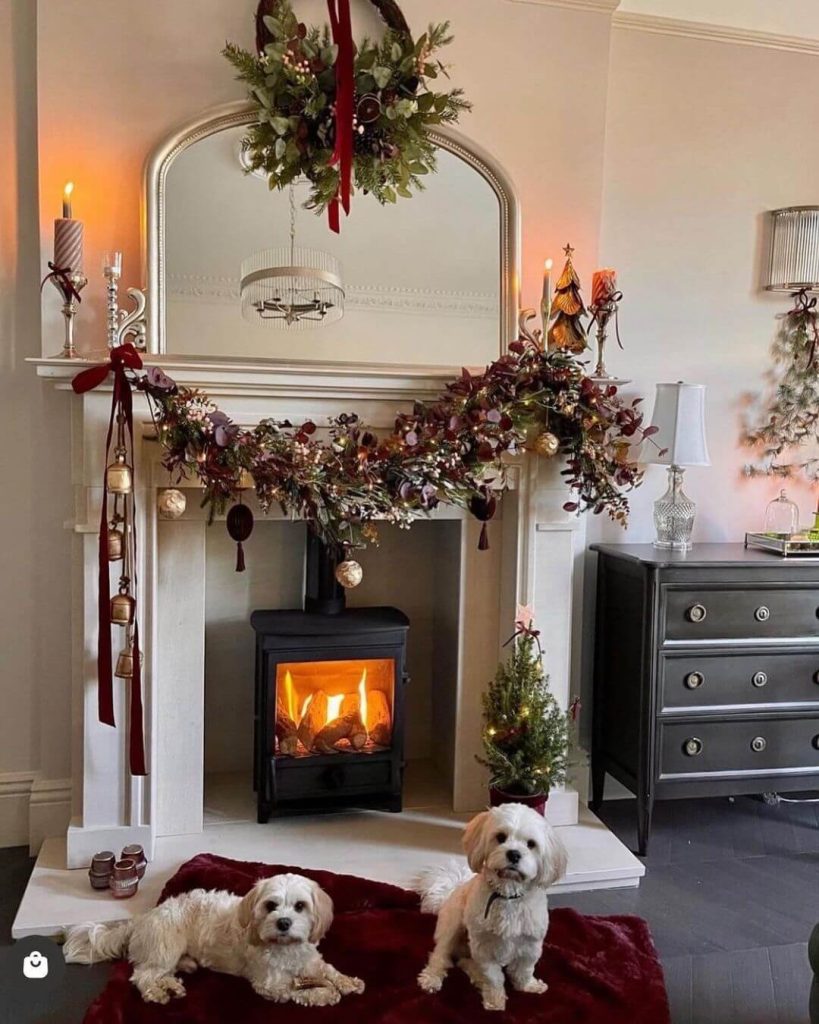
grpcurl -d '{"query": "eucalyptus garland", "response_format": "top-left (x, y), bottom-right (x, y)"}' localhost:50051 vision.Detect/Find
top-left (138, 341), bottom-right (654, 554)
top-left (223, 0), bottom-right (470, 215)
top-left (743, 291), bottom-right (819, 480)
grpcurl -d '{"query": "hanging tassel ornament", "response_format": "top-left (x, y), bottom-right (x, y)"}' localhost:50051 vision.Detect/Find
top-left (227, 503), bottom-right (254, 573)
top-left (469, 488), bottom-right (497, 551)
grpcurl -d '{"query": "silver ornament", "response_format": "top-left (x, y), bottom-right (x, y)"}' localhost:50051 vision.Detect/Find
top-left (335, 559), bottom-right (364, 589)
top-left (157, 488), bottom-right (187, 520)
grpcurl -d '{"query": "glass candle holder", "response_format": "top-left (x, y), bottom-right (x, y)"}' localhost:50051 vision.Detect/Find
top-left (764, 490), bottom-right (799, 537)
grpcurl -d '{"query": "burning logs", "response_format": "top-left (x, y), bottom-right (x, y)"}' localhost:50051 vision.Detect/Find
top-left (276, 682), bottom-right (392, 755)
top-left (368, 689), bottom-right (392, 747)
top-left (297, 691), bottom-right (328, 751)
top-left (275, 699), bottom-right (299, 756)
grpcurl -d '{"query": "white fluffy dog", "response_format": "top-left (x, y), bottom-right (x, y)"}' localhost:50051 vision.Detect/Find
top-left (415, 803), bottom-right (567, 1012)
top-left (64, 873), bottom-right (365, 1007)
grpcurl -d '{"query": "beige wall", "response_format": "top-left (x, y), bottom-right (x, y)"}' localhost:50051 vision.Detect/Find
top-left (0, 0), bottom-right (72, 833)
top-left (590, 27), bottom-right (819, 548)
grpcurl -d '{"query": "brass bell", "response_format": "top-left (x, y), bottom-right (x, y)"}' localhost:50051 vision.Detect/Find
top-left (110, 591), bottom-right (136, 626)
top-left (114, 643), bottom-right (141, 679)
top-left (107, 526), bottom-right (124, 562)
top-left (106, 454), bottom-right (133, 495)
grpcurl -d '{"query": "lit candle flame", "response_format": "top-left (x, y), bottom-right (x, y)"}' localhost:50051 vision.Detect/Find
top-left (62, 182), bottom-right (74, 219)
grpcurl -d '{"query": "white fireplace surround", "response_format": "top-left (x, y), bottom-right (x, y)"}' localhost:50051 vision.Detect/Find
top-left (33, 356), bottom-right (585, 868)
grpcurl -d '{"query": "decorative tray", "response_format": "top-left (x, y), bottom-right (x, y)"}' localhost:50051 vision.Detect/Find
top-left (745, 532), bottom-right (819, 557)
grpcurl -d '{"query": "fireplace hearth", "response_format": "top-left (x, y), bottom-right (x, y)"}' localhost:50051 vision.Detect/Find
top-left (251, 536), bottom-right (409, 820)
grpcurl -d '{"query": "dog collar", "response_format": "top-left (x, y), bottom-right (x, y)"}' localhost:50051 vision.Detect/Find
top-left (484, 890), bottom-right (523, 919)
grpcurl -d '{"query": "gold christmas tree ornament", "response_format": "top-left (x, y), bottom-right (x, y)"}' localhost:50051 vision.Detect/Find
top-left (533, 431), bottom-right (560, 458)
top-left (335, 559), bottom-right (364, 589)
top-left (106, 452), bottom-right (133, 494)
top-left (547, 244), bottom-right (588, 354)
top-left (157, 488), bottom-right (187, 520)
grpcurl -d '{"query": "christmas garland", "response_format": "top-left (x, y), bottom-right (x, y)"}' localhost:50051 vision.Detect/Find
top-left (743, 290), bottom-right (819, 480)
top-left (137, 339), bottom-right (654, 555)
top-left (223, 0), bottom-right (470, 229)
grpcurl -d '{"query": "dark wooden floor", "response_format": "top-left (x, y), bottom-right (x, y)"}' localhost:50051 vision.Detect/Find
top-left (1, 795), bottom-right (817, 1022)
top-left (550, 794), bottom-right (819, 1023)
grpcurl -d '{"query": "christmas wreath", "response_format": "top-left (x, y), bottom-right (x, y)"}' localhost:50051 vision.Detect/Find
top-left (223, 0), bottom-right (470, 230)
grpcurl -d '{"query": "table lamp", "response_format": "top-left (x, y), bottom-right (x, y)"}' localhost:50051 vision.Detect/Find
top-left (645, 382), bottom-right (710, 551)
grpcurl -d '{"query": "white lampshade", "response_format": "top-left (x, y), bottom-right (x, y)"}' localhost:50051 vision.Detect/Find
top-left (644, 382), bottom-right (710, 467)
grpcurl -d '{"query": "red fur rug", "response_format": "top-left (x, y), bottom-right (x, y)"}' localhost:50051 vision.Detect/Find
top-left (82, 853), bottom-right (670, 1024)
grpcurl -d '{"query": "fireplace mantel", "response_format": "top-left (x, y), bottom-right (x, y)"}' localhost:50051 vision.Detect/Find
top-left (30, 353), bottom-right (584, 868)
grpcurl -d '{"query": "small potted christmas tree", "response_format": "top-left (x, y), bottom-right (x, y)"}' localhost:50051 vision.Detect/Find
top-left (478, 607), bottom-right (569, 816)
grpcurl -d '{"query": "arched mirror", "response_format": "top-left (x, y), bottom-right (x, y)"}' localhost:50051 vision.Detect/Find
top-left (144, 102), bottom-right (519, 367)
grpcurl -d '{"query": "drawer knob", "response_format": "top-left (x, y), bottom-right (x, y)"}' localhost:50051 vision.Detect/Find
top-left (754, 605), bottom-right (771, 622)
top-left (687, 604), bottom-right (707, 623)
top-left (813, 671), bottom-right (819, 685)
top-left (813, 736), bottom-right (819, 751)
top-left (685, 671), bottom-right (704, 689)
top-left (751, 671), bottom-right (768, 688)
top-left (751, 736), bottom-right (767, 753)
top-left (683, 737), bottom-right (703, 756)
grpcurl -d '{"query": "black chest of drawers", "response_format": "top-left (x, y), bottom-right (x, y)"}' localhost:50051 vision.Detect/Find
top-left (590, 544), bottom-right (819, 855)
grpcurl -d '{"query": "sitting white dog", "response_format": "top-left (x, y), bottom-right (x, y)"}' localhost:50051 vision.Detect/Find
top-left (415, 803), bottom-right (567, 1012)
top-left (64, 872), bottom-right (365, 1007)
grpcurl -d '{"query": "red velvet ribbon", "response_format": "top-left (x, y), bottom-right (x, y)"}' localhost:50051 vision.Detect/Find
top-left (327, 0), bottom-right (354, 233)
top-left (72, 344), bottom-right (146, 776)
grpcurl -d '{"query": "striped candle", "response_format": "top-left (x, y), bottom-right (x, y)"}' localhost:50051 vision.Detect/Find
top-left (54, 217), bottom-right (84, 273)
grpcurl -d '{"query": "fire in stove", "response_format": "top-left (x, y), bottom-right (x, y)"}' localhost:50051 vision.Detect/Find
top-left (274, 658), bottom-right (394, 757)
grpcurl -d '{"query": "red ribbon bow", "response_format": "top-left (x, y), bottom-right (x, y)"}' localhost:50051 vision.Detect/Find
top-left (72, 344), bottom-right (146, 776)
top-left (327, 0), bottom-right (354, 233)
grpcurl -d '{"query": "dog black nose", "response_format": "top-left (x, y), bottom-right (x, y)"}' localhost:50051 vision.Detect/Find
top-left (276, 918), bottom-right (292, 932)
top-left (506, 849), bottom-right (522, 865)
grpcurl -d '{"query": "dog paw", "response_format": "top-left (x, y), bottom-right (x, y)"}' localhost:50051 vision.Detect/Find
top-left (295, 985), bottom-right (342, 1007)
top-left (482, 988), bottom-right (507, 1012)
top-left (418, 968), bottom-right (443, 993)
top-left (177, 955), bottom-right (198, 975)
top-left (521, 978), bottom-right (548, 995)
top-left (142, 977), bottom-right (185, 1004)
top-left (335, 974), bottom-right (365, 996)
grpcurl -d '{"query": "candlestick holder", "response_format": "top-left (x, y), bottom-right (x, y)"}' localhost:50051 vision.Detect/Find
top-left (588, 290), bottom-right (630, 385)
top-left (103, 252), bottom-right (147, 351)
top-left (47, 265), bottom-right (88, 359)
top-left (517, 307), bottom-right (546, 350)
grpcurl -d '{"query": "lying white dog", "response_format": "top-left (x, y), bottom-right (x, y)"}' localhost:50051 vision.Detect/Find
top-left (415, 803), bottom-right (567, 1012)
top-left (64, 872), bottom-right (365, 1007)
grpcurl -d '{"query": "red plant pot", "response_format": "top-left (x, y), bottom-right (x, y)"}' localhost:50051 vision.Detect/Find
top-left (489, 785), bottom-right (548, 817)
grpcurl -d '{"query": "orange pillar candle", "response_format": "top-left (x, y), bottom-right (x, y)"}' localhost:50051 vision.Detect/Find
top-left (54, 182), bottom-right (84, 273)
top-left (591, 267), bottom-right (617, 308)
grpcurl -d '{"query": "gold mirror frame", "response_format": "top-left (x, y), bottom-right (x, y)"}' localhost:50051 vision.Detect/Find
top-left (143, 101), bottom-right (521, 365)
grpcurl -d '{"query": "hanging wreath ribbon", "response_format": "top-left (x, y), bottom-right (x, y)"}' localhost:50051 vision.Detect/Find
top-left (72, 343), bottom-right (147, 776)
top-left (786, 288), bottom-right (819, 367)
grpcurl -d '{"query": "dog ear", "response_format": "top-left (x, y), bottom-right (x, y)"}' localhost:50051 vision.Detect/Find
top-left (237, 885), bottom-right (259, 931)
top-left (462, 810), bottom-right (491, 873)
top-left (536, 822), bottom-right (568, 889)
top-left (309, 882), bottom-right (334, 944)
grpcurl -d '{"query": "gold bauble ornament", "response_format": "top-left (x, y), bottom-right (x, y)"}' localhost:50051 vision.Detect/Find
top-left (533, 431), bottom-right (560, 458)
top-left (335, 559), bottom-right (364, 589)
top-left (157, 488), bottom-right (187, 520)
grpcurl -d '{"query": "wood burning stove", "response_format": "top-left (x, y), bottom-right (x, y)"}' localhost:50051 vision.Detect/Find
top-left (251, 535), bottom-right (409, 821)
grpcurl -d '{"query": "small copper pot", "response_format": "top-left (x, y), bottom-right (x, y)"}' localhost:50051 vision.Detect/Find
top-left (121, 844), bottom-right (147, 879)
top-left (109, 858), bottom-right (139, 899)
top-left (88, 850), bottom-right (115, 890)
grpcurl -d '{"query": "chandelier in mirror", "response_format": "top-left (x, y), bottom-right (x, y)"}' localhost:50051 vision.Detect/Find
top-left (240, 185), bottom-right (345, 329)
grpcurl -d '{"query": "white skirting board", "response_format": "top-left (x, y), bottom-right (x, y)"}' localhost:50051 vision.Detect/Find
top-left (0, 772), bottom-right (71, 853)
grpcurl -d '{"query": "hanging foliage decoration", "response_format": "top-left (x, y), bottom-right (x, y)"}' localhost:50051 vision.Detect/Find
top-left (129, 340), bottom-right (655, 556)
top-left (743, 290), bottom-right (819, 480)
top-left (223, 0), bottom-right (471, 230)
